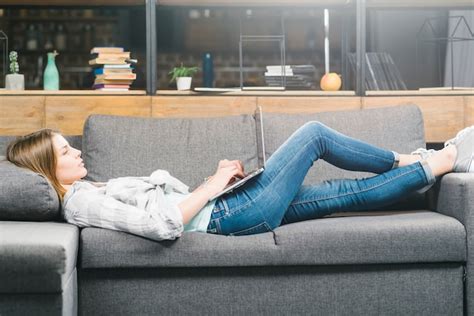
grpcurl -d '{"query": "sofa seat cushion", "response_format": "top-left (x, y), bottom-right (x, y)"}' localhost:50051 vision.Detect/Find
top-left (0, 222), bottom-right (79, 293)
top-left (80, 210), bottom-right (465, 269)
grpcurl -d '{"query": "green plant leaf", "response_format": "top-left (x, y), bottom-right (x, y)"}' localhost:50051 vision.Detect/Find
top-left (9, 51), bottom-right (19, 74)
top-left (169, 63), bottom-right (199, 82)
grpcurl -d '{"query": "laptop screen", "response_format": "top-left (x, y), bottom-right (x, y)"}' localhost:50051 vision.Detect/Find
top-left (255, 106), bottom-right (266, 168)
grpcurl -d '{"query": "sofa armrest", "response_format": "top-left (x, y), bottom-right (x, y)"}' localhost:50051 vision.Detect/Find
top-left (0, 221), bottom-right (79, 294)
top-left (435, 173), bottom-right (474, 315)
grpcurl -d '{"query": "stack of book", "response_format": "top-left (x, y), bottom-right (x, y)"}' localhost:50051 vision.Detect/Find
top-left (347, 52), bottom-right (407, 90)
top-left (264, 65), bottom-right (316, 89)
top-left (89, 47), bottom-right (136, 91)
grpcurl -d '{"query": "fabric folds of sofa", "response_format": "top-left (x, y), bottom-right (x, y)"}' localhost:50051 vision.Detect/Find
top-left (0, 160), bottom-right (60, 221)
top-left (79, 264), bottom-right (464, 315)
top-left (80, 211), bottom-right (465, 269)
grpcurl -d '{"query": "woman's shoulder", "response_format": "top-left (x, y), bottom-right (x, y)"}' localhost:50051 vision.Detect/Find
top-left (63, 180), bottom-right (105, 204)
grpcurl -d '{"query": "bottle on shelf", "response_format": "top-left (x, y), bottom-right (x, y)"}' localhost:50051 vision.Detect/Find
top-left (83, 24), bottom-right (94, 49)
top-left (202, 52), bottom-right (214, 88)
top-left (26, 24), bottom-right (38, 51)
top-left (68, 23), bottom-right (82, 50)
top-left (44, 23), bottom-right (54, 50)
top-left (43, 51), bottom-right (60, 90)
top-left (55, 24), bottom-right (67, 51)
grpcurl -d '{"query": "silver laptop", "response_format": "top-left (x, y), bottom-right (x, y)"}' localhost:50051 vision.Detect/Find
top-left (209, 106), bottom-right (266, 201)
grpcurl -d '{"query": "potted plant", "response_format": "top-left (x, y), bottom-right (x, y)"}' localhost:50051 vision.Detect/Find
top-left (5, 51), bottom-right (24, 90)
top-left (169, 63), bottom-right (199, 91)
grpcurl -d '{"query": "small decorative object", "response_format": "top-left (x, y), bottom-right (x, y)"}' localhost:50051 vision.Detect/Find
top-left (169, 63), bottom-right (199, 91)
top-left (202, 52), bottom-right (214, 88)
top-left (5, 51), bottom-right (24, 90)
top-left (239, 12), bottom-right (286, 90)
top-left (320, 9), bottom-right (342, 92)
top-left (324, 9), bottom-right (330, 75)
top-left (43, 50), bottom-right (59, 90)
top-left (320, 72), bottom-right (342, 91)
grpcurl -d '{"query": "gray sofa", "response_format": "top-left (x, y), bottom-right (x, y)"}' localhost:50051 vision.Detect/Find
top-left (0, 105), bottom-right (472, 315)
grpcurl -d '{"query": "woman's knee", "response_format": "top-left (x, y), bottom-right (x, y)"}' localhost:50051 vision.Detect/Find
top-left (300, 121), bottom-right (330, 136)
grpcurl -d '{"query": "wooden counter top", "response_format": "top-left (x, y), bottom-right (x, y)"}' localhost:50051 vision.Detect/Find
top-left (3, 89), bottom-right (472, 97)
top-left (156, 90), bottom-right (357, 96)
top-left (366, 89), bottom-right (474, 96)
top-left (0, 89), bottom-right (147, 96)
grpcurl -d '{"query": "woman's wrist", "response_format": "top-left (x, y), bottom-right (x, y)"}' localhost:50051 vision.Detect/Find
top-left (200, 182), bottom-right (221, 197)
top-left (197, 176), bottom-right (221, 196)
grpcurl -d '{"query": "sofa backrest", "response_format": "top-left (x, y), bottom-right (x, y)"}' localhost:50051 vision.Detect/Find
top-left (0, 105), bottom-right (426, 219)
top-left (263, 104), bottom-right (425, 185)
top-left (82, 105), bottom-right (425, 192)
top-left (82, 114), bottom-right (258, 189)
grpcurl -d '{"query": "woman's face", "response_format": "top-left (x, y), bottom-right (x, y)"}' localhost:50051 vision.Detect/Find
top-left (52, 134), bottom-right (87, 185)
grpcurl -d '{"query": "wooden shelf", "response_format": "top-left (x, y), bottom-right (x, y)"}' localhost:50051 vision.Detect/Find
top-left (0, 89), bottom-right (146, 96)
top-left (367, 0), bottom-right (474, 7)
top-left (1, 94), bottom-right (471, 142)
top-left (366, 89), bottom-right (474, 96)
top-left (156, 90), bottom-right (356, 96)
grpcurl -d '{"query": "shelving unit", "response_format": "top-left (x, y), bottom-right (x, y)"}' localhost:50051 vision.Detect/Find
top-left (0, 0), bottom-right (472, 95)
top-left (0, 8), bottom-right (126, 89)
top-left (365, 0), bottom-right (474, 95)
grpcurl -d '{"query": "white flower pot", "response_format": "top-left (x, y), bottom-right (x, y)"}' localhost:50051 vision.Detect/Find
top-left (5, 74), bottom-right (25, 90)
top-left (176, 77), bottom-right (192, 91)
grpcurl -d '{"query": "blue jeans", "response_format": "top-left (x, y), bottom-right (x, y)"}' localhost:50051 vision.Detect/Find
top-left (206, 122), bottom-right (436, 236)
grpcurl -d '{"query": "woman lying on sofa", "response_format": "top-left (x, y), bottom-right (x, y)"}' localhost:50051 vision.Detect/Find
top-left (5, 123), bottom-right (473, 240)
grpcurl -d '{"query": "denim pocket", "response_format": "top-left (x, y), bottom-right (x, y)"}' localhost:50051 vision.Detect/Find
top-left (229, 221), bottom-right (272, 236)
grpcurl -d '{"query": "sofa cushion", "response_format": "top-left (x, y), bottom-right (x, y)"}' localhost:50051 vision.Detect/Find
top-left (79, 211), bottom-right (465, 269)
top-left (0, 135), bottom-right (80, 221)
top-left (263, 105), bottom-right (425, 185)
top-left (0, 160), bottom-right (60, 221)
top-left (82, 114), bottom-right (257, 189)
top-left (0, 221), bottom-right (79, 293)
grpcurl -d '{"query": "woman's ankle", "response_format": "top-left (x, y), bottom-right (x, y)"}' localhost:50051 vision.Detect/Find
top-left (398, 154), bottom-right (423, 167)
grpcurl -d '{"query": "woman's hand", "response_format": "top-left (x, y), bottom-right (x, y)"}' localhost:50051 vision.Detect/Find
top-left (217, 159), bottom-right (245, 178)
top-left (202, 159), bottom-right (245, 196)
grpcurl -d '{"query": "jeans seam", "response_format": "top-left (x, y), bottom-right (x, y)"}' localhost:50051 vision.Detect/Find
top-left (208, 216), bottom-right (223, 234)
top-left (289, 163), bottom-right (426, 206)
top-left (323, 135), bottom-right (394, 166)
top-left (419, 160), bottom-right (435, 185)
top-left (228, 221), bottom-right (271, 236)
top-left (211, 199), bottom-right (229, 218)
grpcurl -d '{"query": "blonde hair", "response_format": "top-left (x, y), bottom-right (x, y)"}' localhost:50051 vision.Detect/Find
top-left (6, 128), bottom-right (67, 200)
